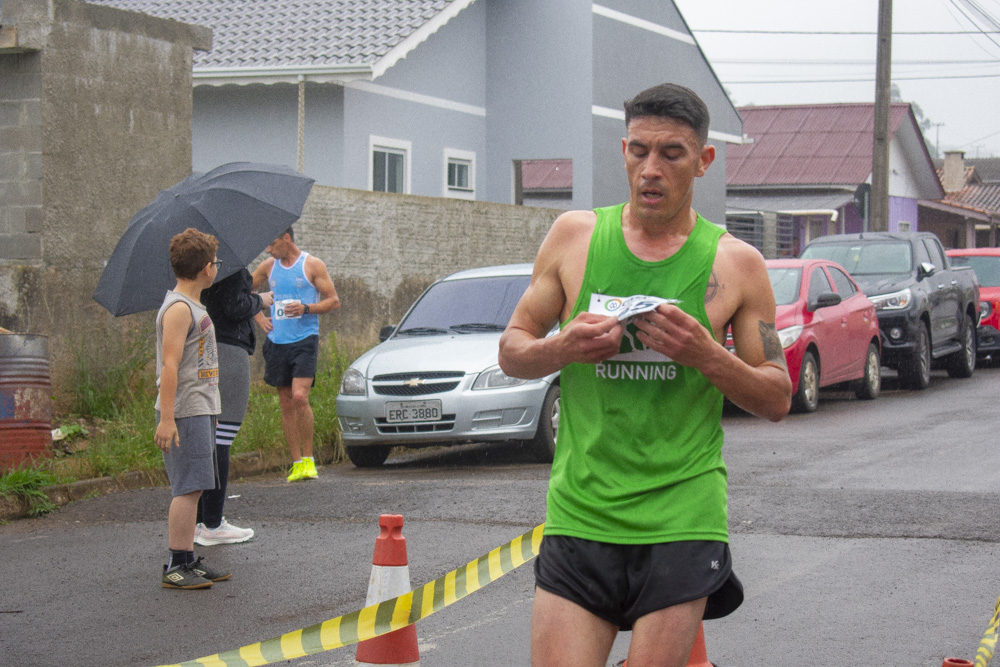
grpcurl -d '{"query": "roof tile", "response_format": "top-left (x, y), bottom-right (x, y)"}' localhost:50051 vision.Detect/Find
top-left (86, 0), bottom-right (457, 69)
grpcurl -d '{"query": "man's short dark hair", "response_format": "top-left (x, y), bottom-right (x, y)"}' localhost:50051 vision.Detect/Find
top-left (284, 226), bottom-right (295, 242)
top-left (623, 83), bottom-right (711, 146)
top-left (169, 228), bottom-right (218, 280)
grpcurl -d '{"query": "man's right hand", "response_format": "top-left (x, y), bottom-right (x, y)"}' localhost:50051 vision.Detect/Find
top-left (557, 312), bottom-right (623, 364)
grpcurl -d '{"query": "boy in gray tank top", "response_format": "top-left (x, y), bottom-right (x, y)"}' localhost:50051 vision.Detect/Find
top-left (154, 228), bottom-right (229, 590)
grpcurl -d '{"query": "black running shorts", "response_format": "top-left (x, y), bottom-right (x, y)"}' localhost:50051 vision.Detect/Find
top-left (534, 535), bottom-right (744, 630)
top-left (263, 335), bottom-right (319, 387)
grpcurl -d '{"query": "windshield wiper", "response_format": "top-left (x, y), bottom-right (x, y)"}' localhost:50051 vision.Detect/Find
top-left (396, 327), bottom-right (449, 336)
top-left (449, 322), bottom-right (506, 333)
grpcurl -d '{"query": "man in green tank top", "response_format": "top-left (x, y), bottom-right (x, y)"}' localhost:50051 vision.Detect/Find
top-left (500, 83), bottom-right (792, 666)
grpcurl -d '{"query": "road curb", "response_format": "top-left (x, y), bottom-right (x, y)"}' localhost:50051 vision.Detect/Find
top-left (0, 446), bottom-right (338, 522)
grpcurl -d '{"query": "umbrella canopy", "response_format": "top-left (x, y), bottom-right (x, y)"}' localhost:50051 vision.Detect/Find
top-left (93, 162), bottom-right (314, 316)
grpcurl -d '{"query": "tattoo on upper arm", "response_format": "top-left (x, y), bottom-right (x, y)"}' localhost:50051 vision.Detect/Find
top-left (759, 321), bottom-right (787, 367)
top-left (705, 271), bottom-right (720, 304)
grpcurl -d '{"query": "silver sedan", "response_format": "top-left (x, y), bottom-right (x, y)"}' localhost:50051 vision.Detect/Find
top-left (336, 264), bottom-right (559, 467)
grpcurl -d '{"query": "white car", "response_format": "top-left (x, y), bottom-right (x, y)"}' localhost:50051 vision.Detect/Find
top-left (336, 264), bottom-right (559, 467)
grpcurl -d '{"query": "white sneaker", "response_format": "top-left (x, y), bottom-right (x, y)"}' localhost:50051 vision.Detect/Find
top-left (194, 518), bottom-right (255, 546)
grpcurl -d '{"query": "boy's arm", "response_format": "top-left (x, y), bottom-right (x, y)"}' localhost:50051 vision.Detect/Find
top-left (154, 303), bottom-right (192, 453)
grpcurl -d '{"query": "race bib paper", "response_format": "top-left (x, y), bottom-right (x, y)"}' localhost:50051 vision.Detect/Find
top-left (589, 294), bottom-right (681, 323)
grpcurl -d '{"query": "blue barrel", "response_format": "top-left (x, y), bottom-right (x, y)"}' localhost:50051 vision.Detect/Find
top-left (0, 334), bottom-right (53, 470)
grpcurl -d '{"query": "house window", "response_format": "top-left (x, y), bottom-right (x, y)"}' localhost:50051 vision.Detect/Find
top-left (443, 149), bottom-right (475, 200)
top-left (897, 221), bottom-right (912, 233)
top-left (369, 136), bottom-right (411, 194)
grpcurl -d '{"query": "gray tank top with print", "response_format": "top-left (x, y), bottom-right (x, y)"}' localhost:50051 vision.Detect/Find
top-left (155, 291), bottom-right (221, 418)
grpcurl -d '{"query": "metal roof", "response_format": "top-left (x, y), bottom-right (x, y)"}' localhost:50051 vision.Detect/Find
top-left (727, 103), bottom-right (913, 187)
top-left (85, 0), bottom-right (470, 82)
top-left (521, 160), bottom-right (573, 191)
top-left (727, 191), bottom-right (854, 216)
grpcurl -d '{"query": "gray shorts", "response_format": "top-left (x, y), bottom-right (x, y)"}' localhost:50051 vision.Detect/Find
top-left (534, 535), bottom-right (744, 630)
top-left (157, 412), bottom-right (219, 496)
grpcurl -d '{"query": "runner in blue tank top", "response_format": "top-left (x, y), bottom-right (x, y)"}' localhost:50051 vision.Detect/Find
top-left (499, 83), bottom-right (792, 667)
top-left (252, 227), bottom-right (340, 482)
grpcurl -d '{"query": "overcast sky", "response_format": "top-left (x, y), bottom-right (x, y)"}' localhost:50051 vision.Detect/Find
top-left (673, 0), bottom-right (1000, 159)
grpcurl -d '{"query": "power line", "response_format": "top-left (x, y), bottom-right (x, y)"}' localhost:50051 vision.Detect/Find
top-left (712, 58), bottom-right (999, 65)
top-left (722, 72), bottom-right (1000, 83)
top-left (691, 28), bottom-right (1000, 34)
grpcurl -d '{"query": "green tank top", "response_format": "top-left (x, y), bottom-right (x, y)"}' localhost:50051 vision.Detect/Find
top-left (545, 203), bottom-right (729, 544)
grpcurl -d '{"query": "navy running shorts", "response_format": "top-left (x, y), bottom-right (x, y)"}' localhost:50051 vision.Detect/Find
top-left (534, 535), bottom-right (744, 630)
top-left (263, 335), bottom-right (319, 387)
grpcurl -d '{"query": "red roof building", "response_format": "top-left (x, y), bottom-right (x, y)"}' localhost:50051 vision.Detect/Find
top-left (723, 103), bottom-right (981, 256)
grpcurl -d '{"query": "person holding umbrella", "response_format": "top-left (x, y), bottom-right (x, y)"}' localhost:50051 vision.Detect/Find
top-left (252, 227), bottom-right (340, 482)
top-left (194, 268), bottom-right (273, 546)
top-left (156, 228), bottom-right (231, 590)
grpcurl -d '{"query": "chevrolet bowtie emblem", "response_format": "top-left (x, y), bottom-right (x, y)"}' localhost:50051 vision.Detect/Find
top-left (403, 378), bottom-right (423, 387)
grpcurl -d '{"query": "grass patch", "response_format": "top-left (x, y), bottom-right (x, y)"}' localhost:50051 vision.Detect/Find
top-left (5, 331), bottom-right (373, 494)
top-left (0, 465), bottom-right (57, 516)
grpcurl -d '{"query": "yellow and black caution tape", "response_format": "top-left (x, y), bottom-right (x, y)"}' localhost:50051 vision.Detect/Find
top-left (975, 595), bottom-right (1000, 667)
top-left (157, 523), bottom-right (545, 667)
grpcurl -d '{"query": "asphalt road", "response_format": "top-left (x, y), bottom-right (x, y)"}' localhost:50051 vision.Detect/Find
top-left (2, 364), bottom-right (1000, 666)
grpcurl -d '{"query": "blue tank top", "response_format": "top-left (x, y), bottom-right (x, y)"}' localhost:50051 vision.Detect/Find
top-left (267, 251), bottom-right (320, 344)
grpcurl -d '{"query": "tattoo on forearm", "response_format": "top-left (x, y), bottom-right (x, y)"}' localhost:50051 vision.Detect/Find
top-left (705, 271), bottom-right (720, 304)
top-left (759, 321), bottom-right (787, 367)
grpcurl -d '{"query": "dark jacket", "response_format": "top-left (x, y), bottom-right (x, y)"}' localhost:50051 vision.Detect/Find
top-left (201, 268), bottom-right (263, 354)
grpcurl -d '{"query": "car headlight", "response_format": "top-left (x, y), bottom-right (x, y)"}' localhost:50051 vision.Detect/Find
top-left (472, 365), bottom-right (528, 390)
top-left (777, 325), bottom-right (803, 349)
top-left (981, 300), bottom-right (993, 324)
top-left (870, 287), bottom-right (912, 311)
top-left (339, 368), bottom-right (367, 396)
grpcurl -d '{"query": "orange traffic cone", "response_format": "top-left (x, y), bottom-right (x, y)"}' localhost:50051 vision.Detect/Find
top-left (941, 660), bottom-right (974, 666)
top-left (355, 514), bottom-right (420, 666)
top-left (686, 623), bottom-right (712, 667)
top-left (620, 621), bottom-right (713, 667)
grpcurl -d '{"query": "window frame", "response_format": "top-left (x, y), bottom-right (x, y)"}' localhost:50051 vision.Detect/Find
top-left (369, 135), bottom-right (412, 194)
top-left (443, 148), bottom-right (476, 200)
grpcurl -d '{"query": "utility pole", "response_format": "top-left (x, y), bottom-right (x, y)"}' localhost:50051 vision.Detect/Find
top-left (931, 122), bottom-right (945, 157)
top-left (870, 0), bottom-right (892, 232)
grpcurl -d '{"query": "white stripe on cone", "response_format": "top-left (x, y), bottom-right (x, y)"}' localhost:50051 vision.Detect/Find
top-left (355, 564), bottom-right (420, 666)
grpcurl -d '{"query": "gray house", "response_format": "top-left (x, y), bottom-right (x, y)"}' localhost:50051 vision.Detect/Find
top-left (87, 0), bottom-right (742, 224)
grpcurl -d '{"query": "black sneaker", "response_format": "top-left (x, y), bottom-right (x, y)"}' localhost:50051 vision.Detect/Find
top-left (190, 556), bottom-right (232, 582)
top-left (162, 563), bottom-right (213, 589)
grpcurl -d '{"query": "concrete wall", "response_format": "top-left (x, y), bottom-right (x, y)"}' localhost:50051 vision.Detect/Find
top-left (292, 186), bottom-right (559, 342)
top-left (0, 0), bottom-right (210, 400)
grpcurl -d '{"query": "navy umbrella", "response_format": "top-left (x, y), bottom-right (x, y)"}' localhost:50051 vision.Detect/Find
top-left (93, 162), bottom-right (315, 316)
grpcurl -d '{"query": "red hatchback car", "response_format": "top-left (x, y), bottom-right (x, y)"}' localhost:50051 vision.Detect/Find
top-left (766, 258), bottom-right (882, 412)
top-left (946, 248), bottom-right (1000, 361)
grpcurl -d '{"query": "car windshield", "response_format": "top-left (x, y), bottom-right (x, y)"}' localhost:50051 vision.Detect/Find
top-left (767, 267), bottom-right (801, 306)
top-left (395, 275), bottom-right (531, 335)
top-left (800, 242), bottom-right (911, 275)
top-left (949, 255), bottom-right (1000, 287)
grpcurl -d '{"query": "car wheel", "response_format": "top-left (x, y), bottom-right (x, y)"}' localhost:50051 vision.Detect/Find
top-left (791, 351), bottom-right (819, 413)
top-left (946, 313), bottom-right (977, 378)
top-left (527, 384), bottom-right (559, 463)
top-left (898, 324), bottom-right (931, 390)
top-left (346, 445), bottom-right (391, 468)
top-left (854, 342), bottom-right (881, 400)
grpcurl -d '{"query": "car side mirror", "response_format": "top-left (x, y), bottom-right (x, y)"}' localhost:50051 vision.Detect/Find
top-left (917, 262), bottom-right (937, 280)
top-left (379, 325), bottom-right (396, 342)
top-left (808, 292), bottom-right (842, 311)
